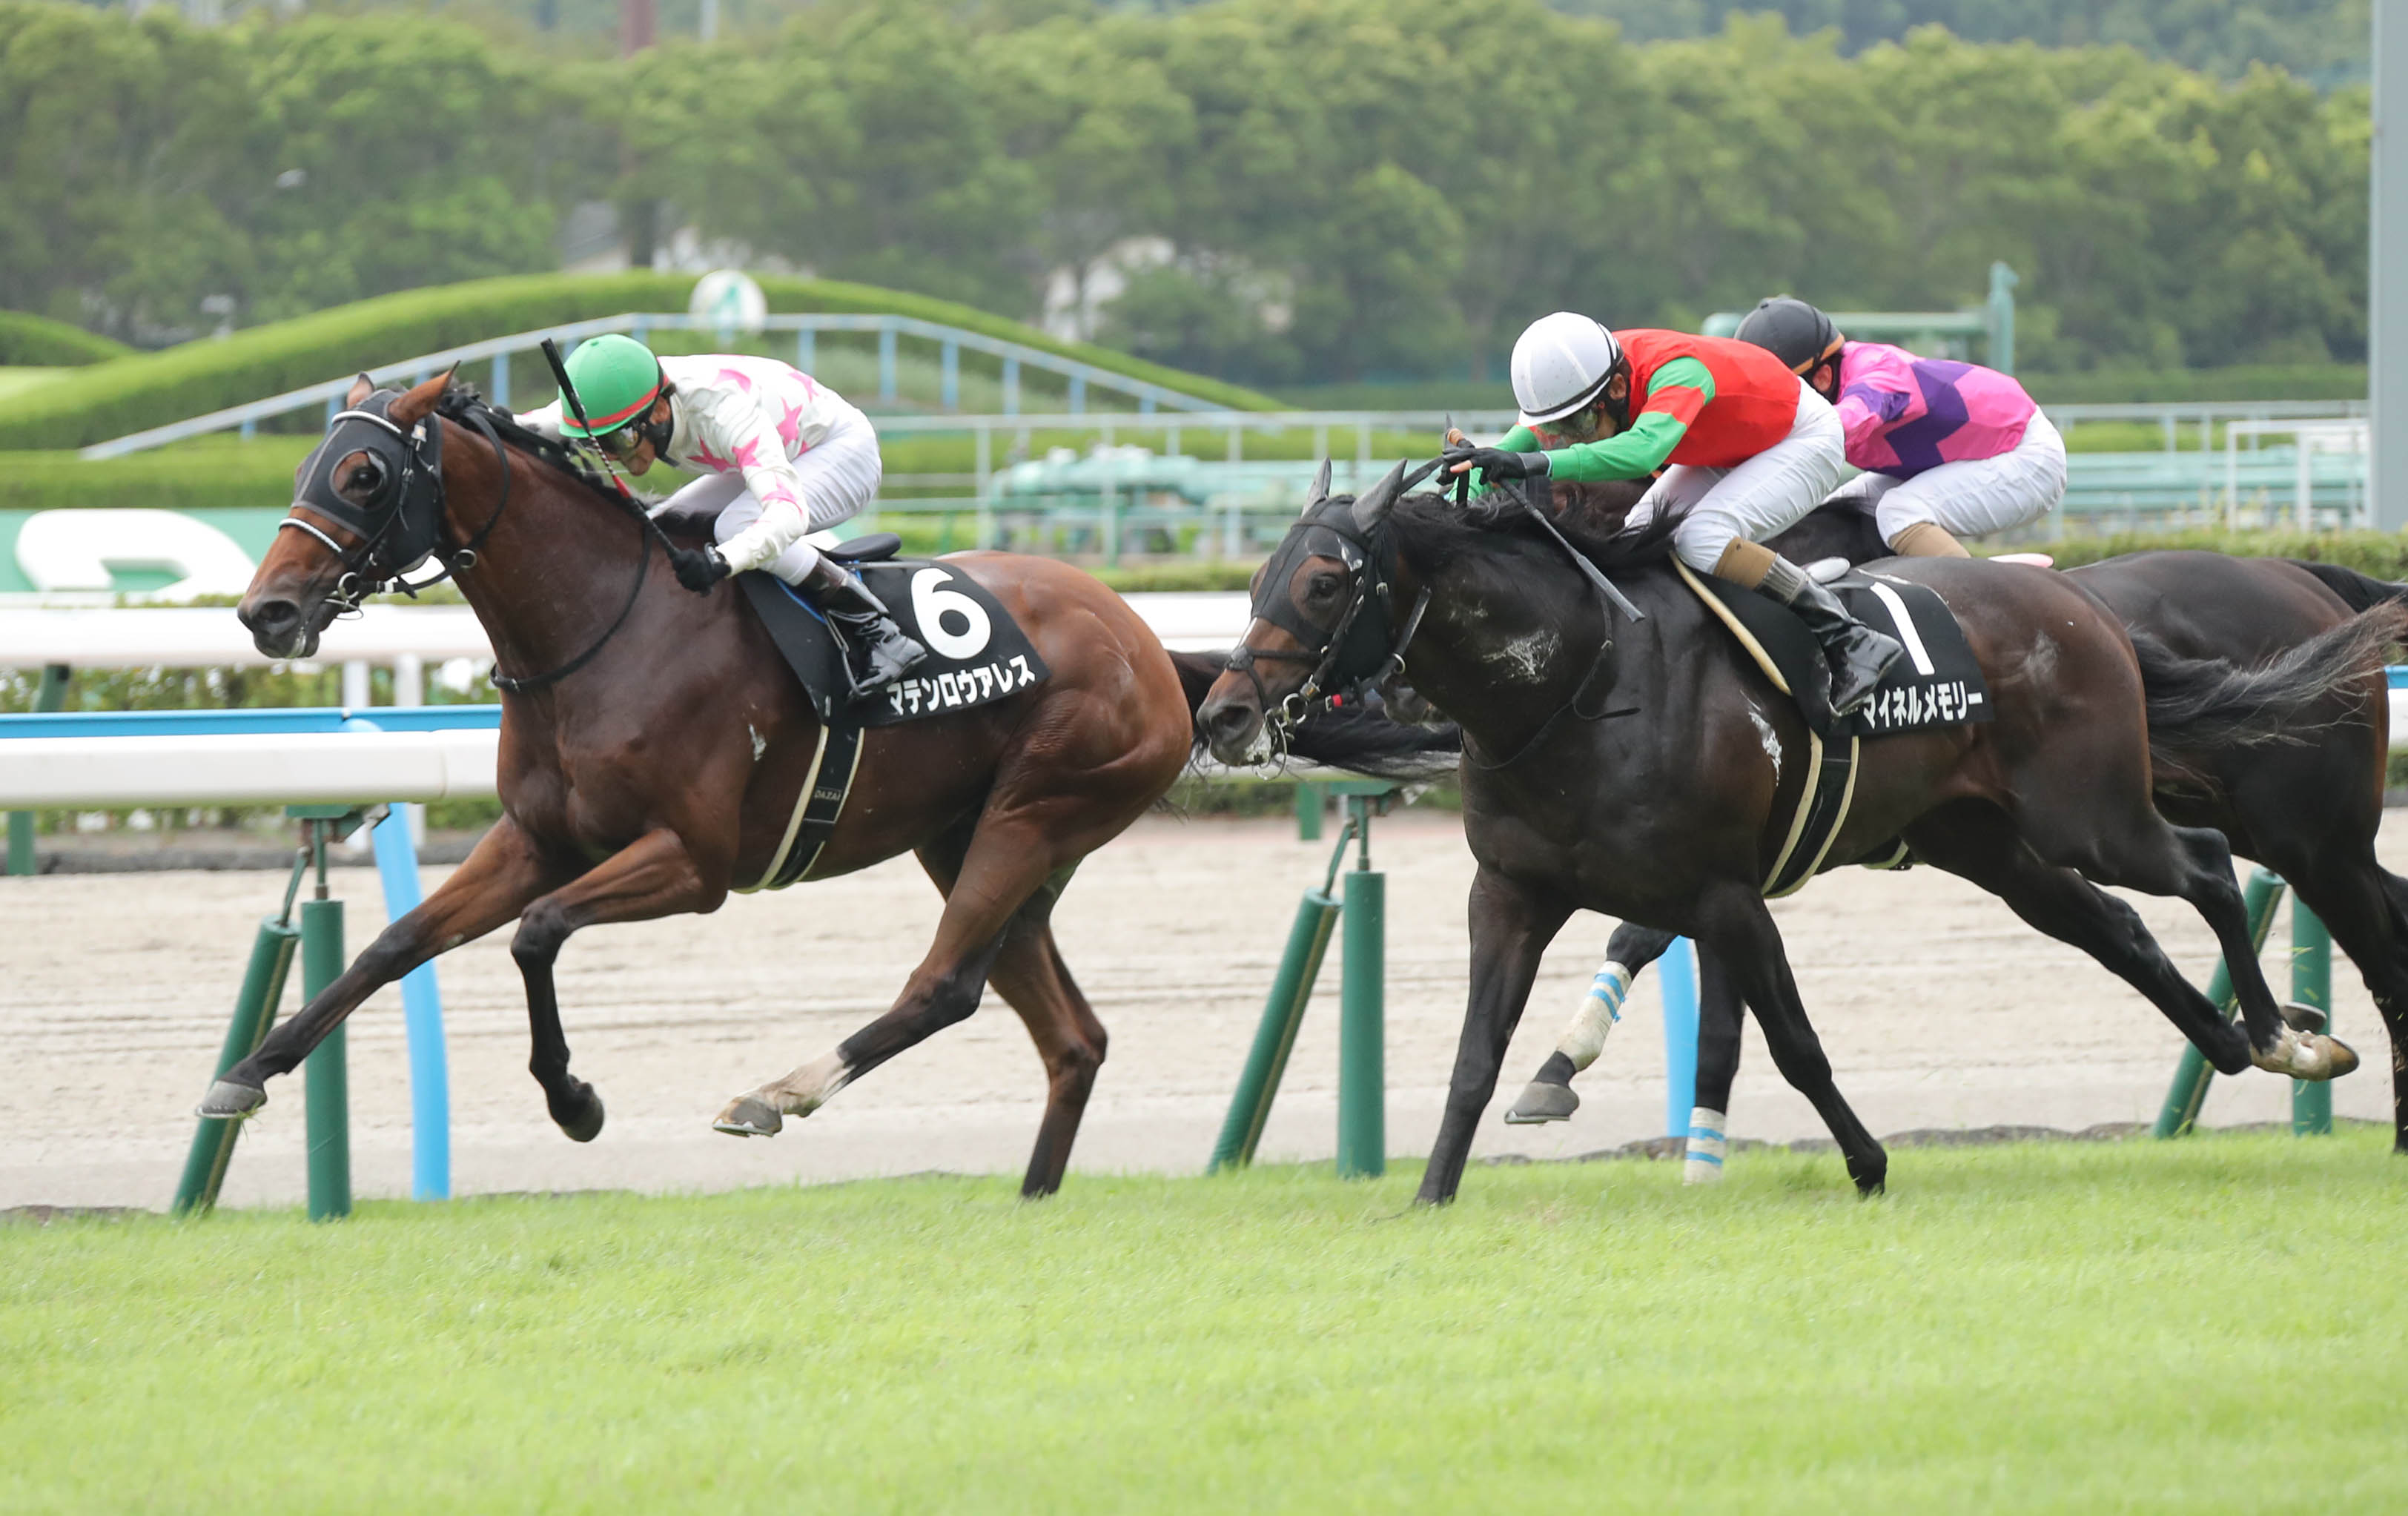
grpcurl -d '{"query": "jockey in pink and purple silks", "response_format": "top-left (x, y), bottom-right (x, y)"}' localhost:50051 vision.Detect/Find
top-left (1733, 297), bottom-right (2066, 557)
top-left (515, 334), bottom-right (927, 694)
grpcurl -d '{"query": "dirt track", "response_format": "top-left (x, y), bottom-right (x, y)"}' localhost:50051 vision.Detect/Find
top-left (4, 809), bottom-right (2398, 1211)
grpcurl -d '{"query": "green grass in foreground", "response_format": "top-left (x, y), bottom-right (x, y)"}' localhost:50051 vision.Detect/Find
top-left (4, 1133), bottom-right (2406, 1512)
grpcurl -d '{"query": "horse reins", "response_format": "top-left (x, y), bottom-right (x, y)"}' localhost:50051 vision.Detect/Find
top-left (282, 388), bottom-right (666, 694)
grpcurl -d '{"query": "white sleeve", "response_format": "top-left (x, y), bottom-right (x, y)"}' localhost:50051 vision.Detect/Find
top-left (698, 390), bottom-right (812, 575)
top-left (512, 400), bottom-right (565, 440)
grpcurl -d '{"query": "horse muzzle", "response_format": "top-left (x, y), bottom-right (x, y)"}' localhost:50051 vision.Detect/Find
top-left (1198, 687), bottom-right (1268, 767)
top-left (236, 593), bottom-right (325, 661)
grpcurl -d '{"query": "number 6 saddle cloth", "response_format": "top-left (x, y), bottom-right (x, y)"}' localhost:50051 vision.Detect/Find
top-left (732, 540), bottom-right (1051, 892)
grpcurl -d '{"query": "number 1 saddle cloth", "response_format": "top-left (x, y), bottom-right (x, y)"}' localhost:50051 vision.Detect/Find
top-left (1673, 560), bottom-right (1991, 897)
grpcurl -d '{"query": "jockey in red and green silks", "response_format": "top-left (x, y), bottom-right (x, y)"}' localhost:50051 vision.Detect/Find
top-left (1443, 312), bottom-right (1903, 718)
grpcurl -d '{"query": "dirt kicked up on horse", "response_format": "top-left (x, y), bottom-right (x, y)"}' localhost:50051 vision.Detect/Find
top-left (1512, 504), bottom-right (2408, 1162)
top-left (202, 372), bottom-right (1441, 1197)
top-left (1198, 464), bottom-right (2377, 1206)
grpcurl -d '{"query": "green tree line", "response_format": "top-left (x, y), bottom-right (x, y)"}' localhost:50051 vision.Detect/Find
top-left (3, 0), bottom-right (2369, 384)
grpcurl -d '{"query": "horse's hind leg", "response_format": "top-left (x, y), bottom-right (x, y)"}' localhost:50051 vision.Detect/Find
top-left (1904, 803), bottom-right (2258, 1075)
top-left (714, 809), bottom-right (1117, 1196)
top-left (2283, 858), bottom-right (2408, 1152)
top-left (990, 918), bottom-right (1108, 1196)
top-left (1695, 881), bottom-right (1886, 1194)
top-left (1505, 921), bottom-right (1677, 1125)
top-left (2045, 815), bottom-right (2361, 1080)
top-left (509, 827), bottom-right (721, 1141)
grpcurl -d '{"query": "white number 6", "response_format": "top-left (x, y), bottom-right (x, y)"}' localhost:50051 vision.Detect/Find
top-left (910, 568), bottom-right (991, 660)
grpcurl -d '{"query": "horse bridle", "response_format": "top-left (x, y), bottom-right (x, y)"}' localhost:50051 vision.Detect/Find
top-left (282, 389), bottom-right (511, 615)
top-left (280, 390), bottom-right (658, 694)
top-left (1234, 494), bottom-right (1433, 752)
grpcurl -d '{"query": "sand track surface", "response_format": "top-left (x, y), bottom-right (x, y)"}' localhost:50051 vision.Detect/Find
top-left (4, 810), bottom-right (2398, 1210)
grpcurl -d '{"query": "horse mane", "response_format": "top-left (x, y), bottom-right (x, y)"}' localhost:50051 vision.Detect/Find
top-left (434, 385), bottom-right (661, 511)
top-left (1386, 485), bottom-right (1684, 576)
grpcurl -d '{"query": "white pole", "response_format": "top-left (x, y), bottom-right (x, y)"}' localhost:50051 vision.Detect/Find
top-left (394, 652), bottom-right (427, 847)
top-left (342, 659), bottom-right (371, 711)
top-left (2372, 0), bottom-right (2408, 529)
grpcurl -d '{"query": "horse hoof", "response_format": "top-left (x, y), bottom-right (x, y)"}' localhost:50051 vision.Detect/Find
top-left (550, 1082), bottom-right (606, 1143)
top-left (196, 1079), bottom-right (265, 1120)
top-left (2280, 1000), bottom-right (2329, 1035)
top-left (712, 1097), bottom-right (782, 1137)
top-left (2252, 1028), bottom-right (2360, 1081)
top-left (1503, 1081), bottom-right (1578, 1125)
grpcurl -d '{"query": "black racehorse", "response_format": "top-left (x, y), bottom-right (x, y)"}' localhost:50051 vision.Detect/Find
top-left (1197, 466), bottom-right (2376, 1204)
top-left (1511, 499), bottom-right (2408, 1157)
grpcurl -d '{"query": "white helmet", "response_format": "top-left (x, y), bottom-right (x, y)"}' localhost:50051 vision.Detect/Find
top-left (1510, 312), bottom-right (1624, 428)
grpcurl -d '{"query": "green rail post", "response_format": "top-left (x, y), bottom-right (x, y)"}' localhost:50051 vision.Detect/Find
top-left (172, 916), bottom-right (302, 1214)
top-left (293, 811), bottom-right (352, 1221)
top-left (1209, 816), bottom-right (1354, 1172)
top-left (6, 663), bottom-right (71, 876)
top-left (2292, 900), bottom-right (2333, 1136)
top-left (2154, 868), bottom-right (2286, 1138)
top-left (1336, 792), bottom-right (1386, 1179)
top-left (1294, 782), bottom-right (1323, 841)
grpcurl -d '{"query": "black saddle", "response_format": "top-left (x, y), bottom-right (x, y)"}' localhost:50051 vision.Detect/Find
top-left (826, 532), bottom-right (902, 564)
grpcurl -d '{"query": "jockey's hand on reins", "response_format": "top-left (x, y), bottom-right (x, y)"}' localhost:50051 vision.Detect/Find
top-left (671, 545), bottom-right (732, 593)
top-left (1442, 444), bottom-right (1549, 482)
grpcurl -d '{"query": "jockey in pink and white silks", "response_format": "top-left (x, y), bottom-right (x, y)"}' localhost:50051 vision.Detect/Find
top-left (516, 334), bottom-right (927, 693)
top-left (1733, 297), bottom-right (2067, 558)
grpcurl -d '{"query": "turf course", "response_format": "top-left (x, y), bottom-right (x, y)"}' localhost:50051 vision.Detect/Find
top-left (5, 1131), bottom-right (2404, 1512)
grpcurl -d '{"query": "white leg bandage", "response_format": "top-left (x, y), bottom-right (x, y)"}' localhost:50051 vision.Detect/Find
top-left (1685, 1106), bottom-right (1727, 1185)
top-left (1556, 961), bottom-right (1633, 1072)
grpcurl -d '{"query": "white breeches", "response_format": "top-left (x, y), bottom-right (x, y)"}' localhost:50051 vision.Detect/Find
top-left (1828, 411), bottom-right (2067, 546)
top-left (653, 413), bottom-right (885, 585)
top-left (1629, 378), bottom-right (1850, 573)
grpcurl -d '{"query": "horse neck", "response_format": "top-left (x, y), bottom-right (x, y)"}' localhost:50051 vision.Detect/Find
top-left (437, 420), bottom-right (658, 684)
top-left (1389, 532), bottom-right (1613, 743)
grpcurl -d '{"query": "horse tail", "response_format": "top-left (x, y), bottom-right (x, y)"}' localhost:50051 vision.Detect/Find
top-left (2129, 603), bottom-right (2408, 789)
top-left (1165, 649), bottom-right (1463, 778)
top-left (2286, 560), bottom-right (2408, 614)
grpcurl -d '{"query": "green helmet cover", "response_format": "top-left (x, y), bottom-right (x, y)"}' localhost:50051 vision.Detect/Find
top-left (558, 334), bottom-right (664, 436)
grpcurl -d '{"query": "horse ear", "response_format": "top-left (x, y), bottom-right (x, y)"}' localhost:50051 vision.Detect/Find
top-left (345, 373), bottom-right (375, 408)
top-left (388, 365), bottom-right (457, 427)
top-left (1350, 460), bottom-right (1409, 532)
top-left (1305, 458), bottom-right (1332, 511)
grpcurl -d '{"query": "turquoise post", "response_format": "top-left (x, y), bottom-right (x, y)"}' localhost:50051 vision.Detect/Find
top-left (1336, 795), bottom-right (1385, 1179)
top-left (2154, 869), bottom-right (2286, 1138)
top-left (2292, 901), bottom-right (2333, 1136)
top-left (1660, 937), bottom-right (1700, 1139)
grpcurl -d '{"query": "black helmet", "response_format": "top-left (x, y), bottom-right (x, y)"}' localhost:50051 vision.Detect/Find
top-left (1733, 297), bottom-right (1841, 375)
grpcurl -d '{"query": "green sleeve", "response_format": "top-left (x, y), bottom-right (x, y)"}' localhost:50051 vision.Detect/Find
top-left (1541, 357), bottom-right (1716, 482)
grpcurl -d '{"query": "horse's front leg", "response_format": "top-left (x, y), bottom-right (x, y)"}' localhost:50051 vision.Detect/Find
top-left (1417, 867), bottom-right (1572, 1206)
top-left (510, 827), bottom-right (724, 1141)
top-left (200, 815), bottom-right (564, 1119)
top-left (1504, 920), bottom-right (1677, 1124)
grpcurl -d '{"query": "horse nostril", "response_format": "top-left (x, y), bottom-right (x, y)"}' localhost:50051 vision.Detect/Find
top-left (243, 599), bottom-right (298, 635)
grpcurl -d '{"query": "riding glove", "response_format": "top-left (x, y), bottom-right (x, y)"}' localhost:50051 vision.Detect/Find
top-left (671, 545), bottom-right (732, 594)
top-left (1444, 445), bottom-right (1551, 483)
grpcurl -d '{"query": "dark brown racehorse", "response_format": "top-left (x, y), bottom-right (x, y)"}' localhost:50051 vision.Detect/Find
top-left (208, 372), bottom-right (1435, 1196)
top-left (1198, 467), bottom-right (2373, 1205)
top-left (1534, 506), bottom-right (2408, 1154)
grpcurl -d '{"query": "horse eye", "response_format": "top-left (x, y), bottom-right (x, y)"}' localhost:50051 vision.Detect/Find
top-left (1309, 572), bottom-right (1340, 598)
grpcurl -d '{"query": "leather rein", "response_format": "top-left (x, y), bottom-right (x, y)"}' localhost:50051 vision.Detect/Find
top-left (281, 391), bottom-right (661, 695)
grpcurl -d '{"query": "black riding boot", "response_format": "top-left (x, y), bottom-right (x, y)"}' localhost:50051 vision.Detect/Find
top-left (802, 558), bottom-right (928, 695)
top-left (1763, 556), bottom-right (1902, 717)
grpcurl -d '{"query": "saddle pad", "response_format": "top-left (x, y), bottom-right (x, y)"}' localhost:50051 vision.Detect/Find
top-left (1678, 563), bottom-right (1991, 738)
top-left (738, 560), bottom-right (1050, 726)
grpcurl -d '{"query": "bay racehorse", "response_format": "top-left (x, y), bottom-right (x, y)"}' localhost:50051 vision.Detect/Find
top-left (208, 372), bottom-right (1437, 1196)
top-left (1518, 505), bottom-right (2408, 1156)
top-left (1197, 466), bottom-right (2373, 1204)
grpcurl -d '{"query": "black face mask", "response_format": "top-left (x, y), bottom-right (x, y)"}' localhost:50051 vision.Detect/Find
top-left (288, 389), bottom-right (448, 580)
top-left (1250, 496), bottom-right (1399, 695)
